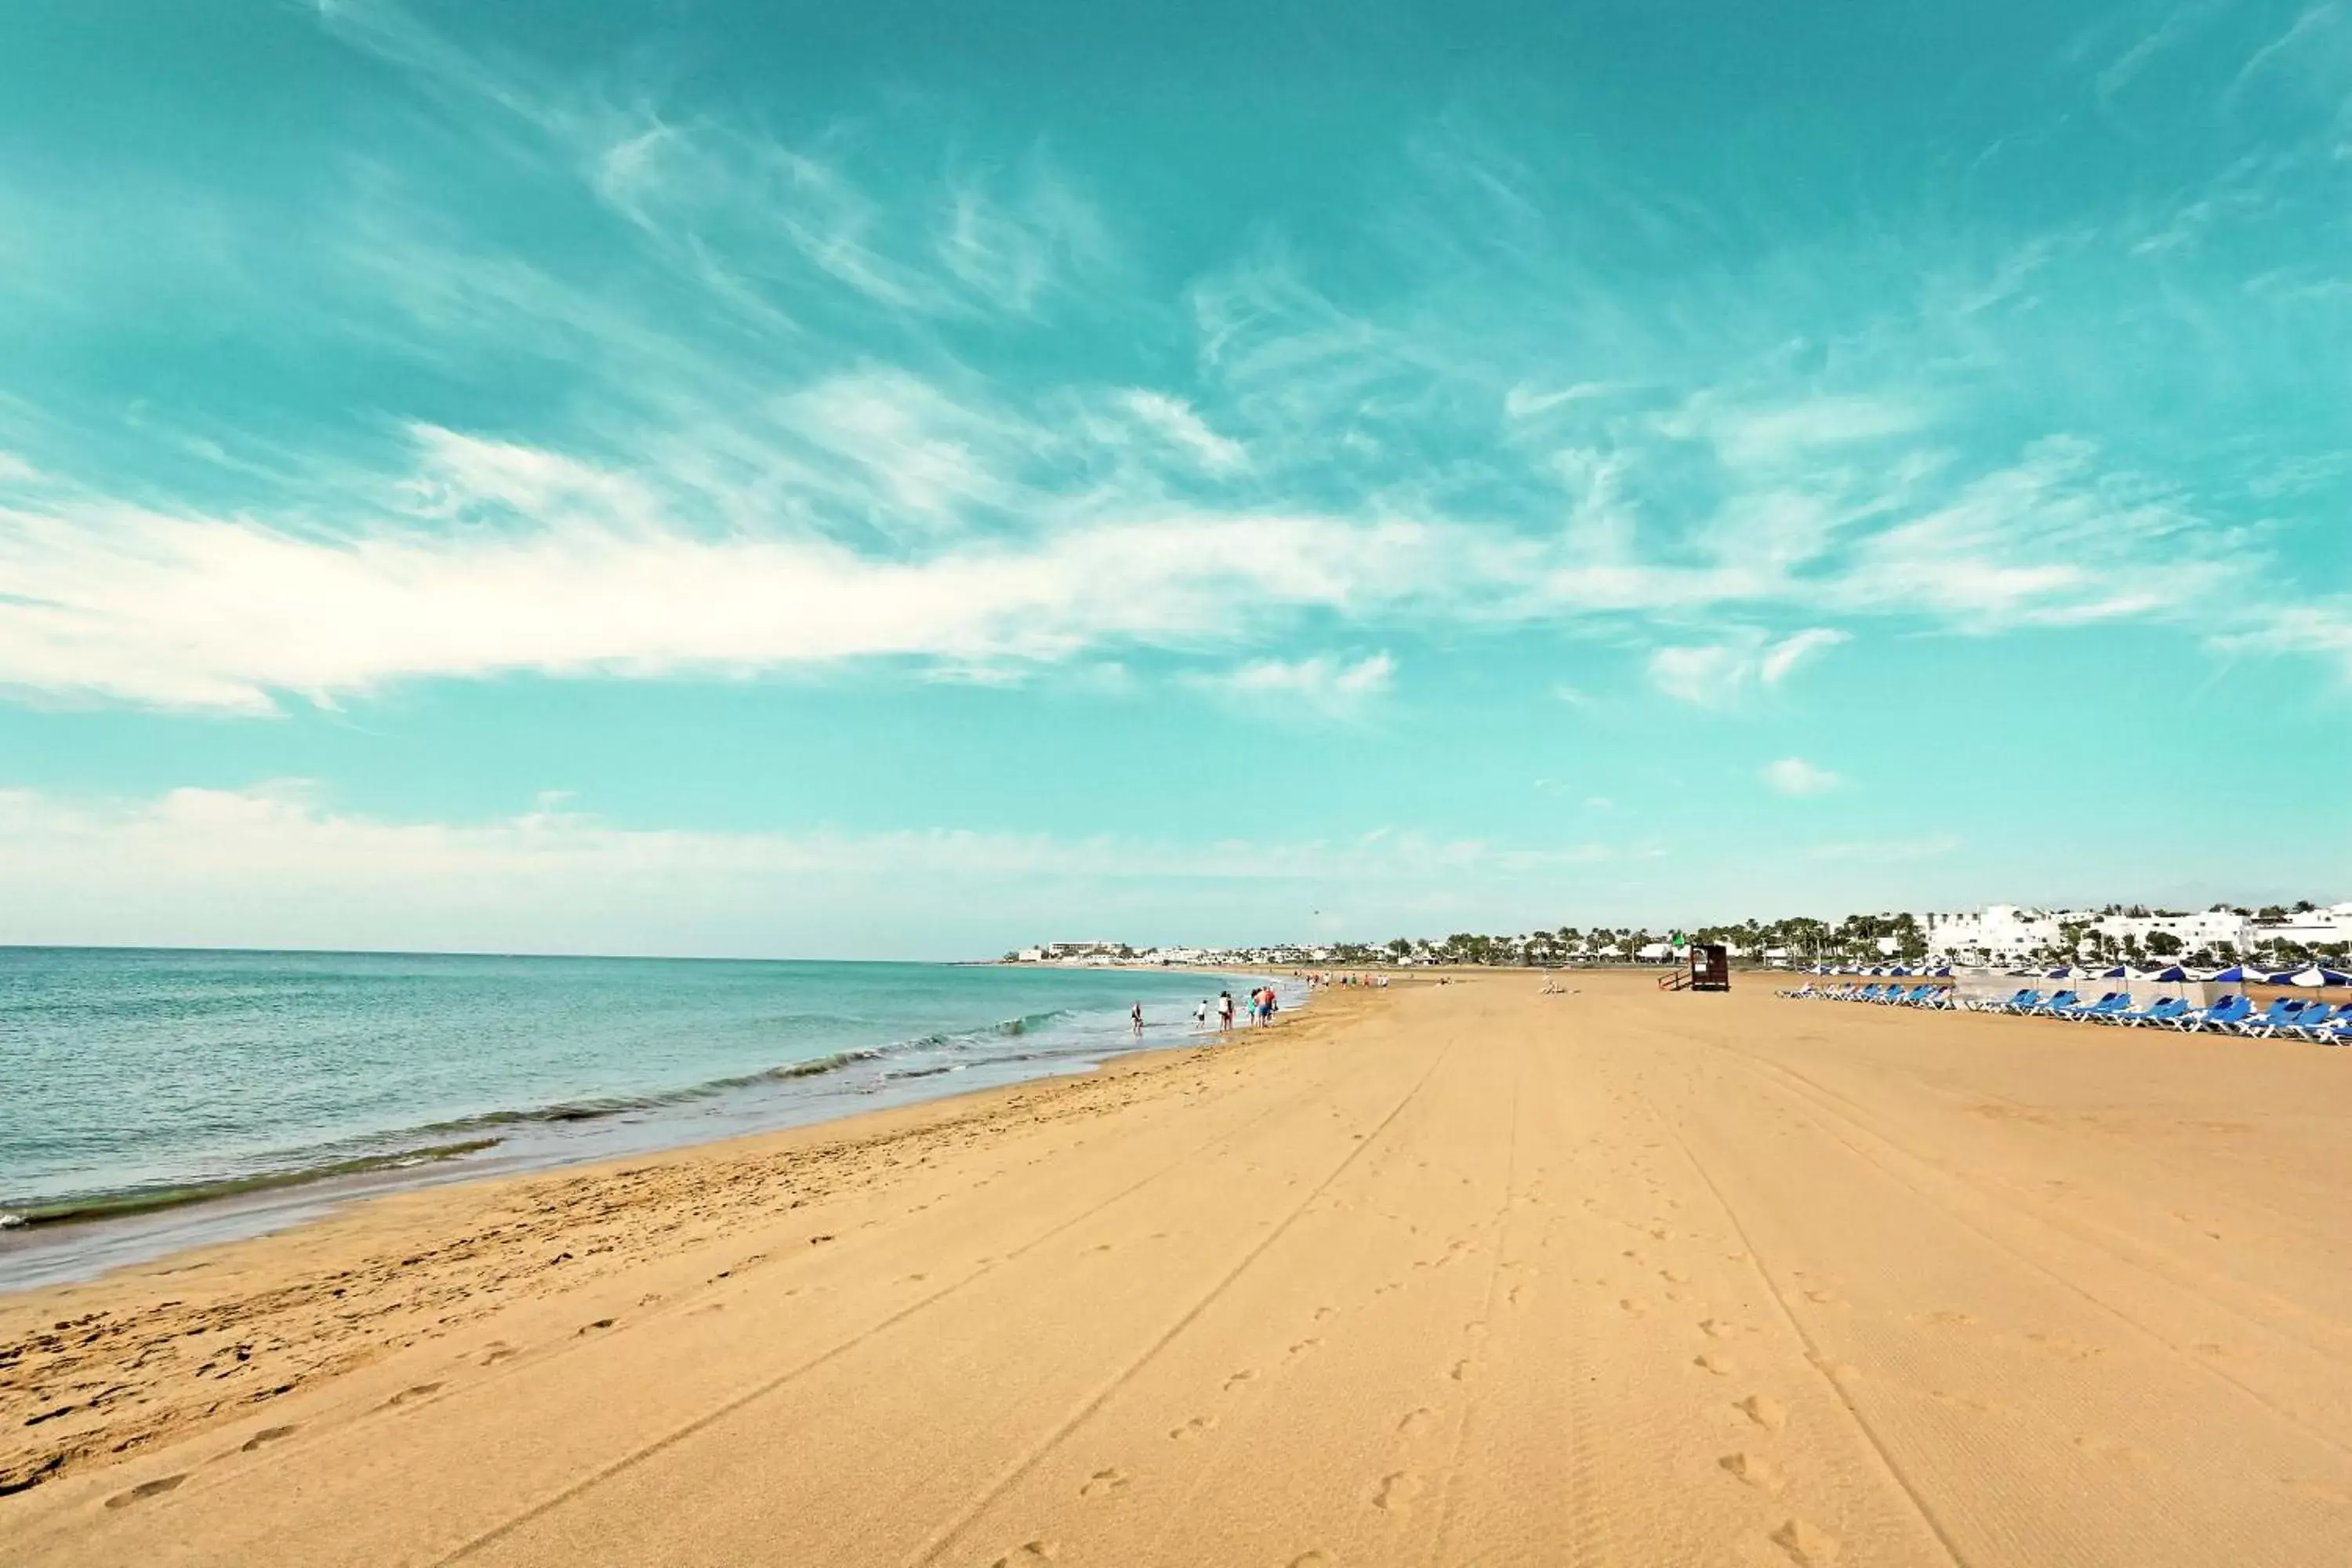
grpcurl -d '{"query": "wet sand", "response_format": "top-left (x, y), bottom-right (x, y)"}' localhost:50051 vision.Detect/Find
top-left (5, 972), bottom-right (2350, 1565)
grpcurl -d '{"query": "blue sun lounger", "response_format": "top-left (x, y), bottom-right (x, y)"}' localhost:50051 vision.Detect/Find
top-left (2116, 997), bottom-right (2189, 1028)
top-left (2283, 1003), bottom-right (2341, 1042)
top-left (2026, 989), bottom-right (2081, 1017)
top-left (2234, 999), bottom-right (2309, 1037)
top-left (1989, 989), bottom-right (2042, 1014)
top-left (2172, 995), bottom-right (2252, 1032)
top-left (2062, 993), bottom-right (2133, 1022)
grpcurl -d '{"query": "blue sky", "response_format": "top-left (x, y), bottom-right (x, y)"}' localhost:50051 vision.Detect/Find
top-left (2, 0), bottom-right (2347, 956)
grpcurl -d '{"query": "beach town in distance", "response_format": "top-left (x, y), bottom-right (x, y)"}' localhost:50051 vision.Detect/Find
top-left (8, 0), bottom-right (2352, 1563)
top-left (1004, 898), bottom-right (2352, 975)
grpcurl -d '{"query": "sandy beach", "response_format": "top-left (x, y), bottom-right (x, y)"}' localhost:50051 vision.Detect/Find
top-left (5, 971), bottom-right (2350, 1566)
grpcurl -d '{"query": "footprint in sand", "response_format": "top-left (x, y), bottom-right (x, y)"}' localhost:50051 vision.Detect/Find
top-left (1373, 1472), bottom-right (1423, 1512)
top-left (989, 1542), bottom-right (1058, 1566)
top-left (1802, 1290), bottom-right (1842, 1307)
top-left (106, 1475), bottom-right (186, 1508)
top-left (2027, 1333), bottom-right (2105, 1363)
top-left (1698, 1319), bottom-right (1739, 1338)
top-left (2071, 1436), bottom-right (2151, 1466)
top-left (1396, 1407), bottom-right (1435, 1437)
top-left (1288, 1338), bottom-right (1323, 1357)
top-left (1771, 1518), bottom-right (1840, 1564)
top-left (1448, 1359), bottom-right (1472, 1382)
top-left (241, 1425), bottom-right (297, 1452)
top-left (1735, 1394), bottom-right (1787, 1430)
top-left (479, 1343), bottom-right (520, 1365)
top-left (383, 1383), bottom-right (443, 1408)
top-left (1659, 1269), bottom-right (1690, 1285)
top-left (1719, 1452), bottom-right (1787, 1493)
top-left (1619, 1298), bottom-right (1650, 1316)
top-left (1287, 1553), bottom-right (1331, 1567)
top-left (1224, 1370), bottom-right (1258, 1392)
top-left (1168, 1415), bottom-right (1218, 1441)
top-left (1080, 1468), bottom-right (1129, 1497)
top-left (1693, 1353), bottom-right (1735, 1377)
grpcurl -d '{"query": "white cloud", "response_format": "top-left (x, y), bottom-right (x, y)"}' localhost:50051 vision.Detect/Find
top-left (1761, 757), bottom-right (1843, 797)
top-left (1689, 395), bottom-right (1925, 471)
top-left (1192, 651), bottom-right (1395, 713)
top-left (1759, 628), bottom-right (1849, 686)
top-left (2214, 598), bottom-right (2352, 680)
top-left (1648, 643), bottom-right (1755, 706)
top-left (1503, 381), bottom-right (1624, 420)
top-left (1649, 627), bottom-right (1847, 706)
top-left (0, 485), bottom-right (1458, 711)
top-left (1120, 390), bottom-right (1248, 473)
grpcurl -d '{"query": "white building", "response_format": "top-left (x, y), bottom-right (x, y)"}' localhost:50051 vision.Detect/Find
top-left (2253, 902), bottom-right (2352, 950)
top-left (1041, 940), bottom-right (1125, 960)
top-left (2089, 909), bottom-right (2253, 954)
top-left (1925, 906), bottom-right (2060, 961)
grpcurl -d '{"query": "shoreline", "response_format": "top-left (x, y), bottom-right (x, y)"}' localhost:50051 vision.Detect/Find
top-left (0, 967), bottom-right (1305, 1292)
top-left (0, 995), bottom-right (1362, 1501)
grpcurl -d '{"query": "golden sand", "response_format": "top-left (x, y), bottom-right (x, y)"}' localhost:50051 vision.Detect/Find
top-left (5, 971), bottom-right (2350, 1565)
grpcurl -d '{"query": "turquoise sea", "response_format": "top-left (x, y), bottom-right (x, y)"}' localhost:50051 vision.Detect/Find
top-left (0, 949), bottom-right (1294, 1283)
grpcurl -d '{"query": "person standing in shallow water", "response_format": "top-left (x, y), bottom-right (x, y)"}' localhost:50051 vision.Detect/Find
top-left (1218, 990), bottom-right (1235, 1033)
top-left (1131, 1002), bottom-right (1144, 1037)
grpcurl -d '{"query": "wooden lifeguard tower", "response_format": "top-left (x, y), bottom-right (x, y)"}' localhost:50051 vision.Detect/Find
top-left (1688, 943), bottom-right (1730, 992)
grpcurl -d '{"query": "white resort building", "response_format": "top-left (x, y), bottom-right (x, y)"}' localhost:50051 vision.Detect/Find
top-left (1924, 906), bottom-right (2060, 961)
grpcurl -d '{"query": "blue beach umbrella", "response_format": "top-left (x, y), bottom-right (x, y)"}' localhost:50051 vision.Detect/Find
top-left (2099, 965), bottom-right (2128, 979)
top-left (2285, 965), bottom-right (2352, 987)
top-left (2149, 964), bottom-right (2189, 982)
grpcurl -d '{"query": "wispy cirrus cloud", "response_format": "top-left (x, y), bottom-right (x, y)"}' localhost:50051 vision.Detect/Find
top-left (1, 0), bottom-right (2343, 725)
top-left (1188, 652), bottom-right (1396, 715)
top-left (1648, 628), bottom-right (1849, 706)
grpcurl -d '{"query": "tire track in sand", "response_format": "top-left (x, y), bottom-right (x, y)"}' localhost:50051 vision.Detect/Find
top-left (434, 1066), bottom-right (1337, 1566)
top-left (903, 1037), bottom-right (1459, 1568)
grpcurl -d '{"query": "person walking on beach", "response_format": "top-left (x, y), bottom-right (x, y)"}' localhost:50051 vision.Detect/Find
top-left (1218, 990), bottom-right (1235, 1033)
top-left (1131, 1002), bottom-right (1144, 1036)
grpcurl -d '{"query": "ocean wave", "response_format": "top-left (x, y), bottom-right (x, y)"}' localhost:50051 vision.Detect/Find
top-left (4, 992), bottom-right (1250, 1233)
top-left (3, 1138), bottom-right (503, 1229)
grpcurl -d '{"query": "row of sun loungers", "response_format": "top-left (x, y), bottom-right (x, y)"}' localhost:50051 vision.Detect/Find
top-left (1777, 982), bottom-right (1956, 1009)
top-left (1775, 982), bottom-right (2349, 1043)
